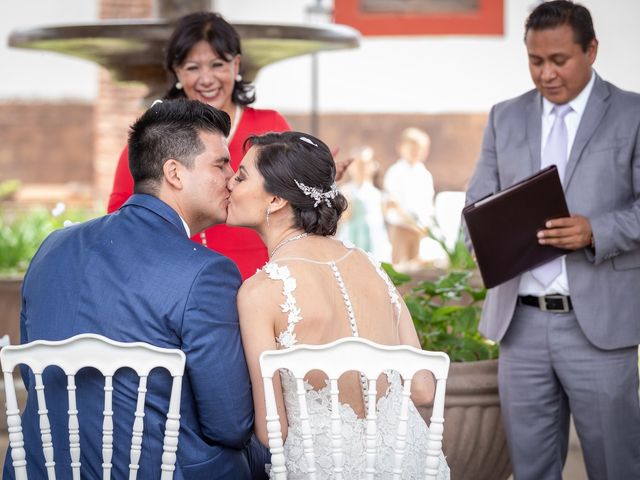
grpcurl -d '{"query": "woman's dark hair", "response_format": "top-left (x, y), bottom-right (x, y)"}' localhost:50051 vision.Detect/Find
top-left (163, 12), bottom-right (255, 105)
top-left (525, 0), bottom-right (595, 52)
top-left (244, 131), bottom-right (348, 236)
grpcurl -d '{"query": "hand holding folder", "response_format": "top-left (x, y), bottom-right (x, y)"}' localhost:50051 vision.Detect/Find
top-left (463, 165), bottom-right (571, 288)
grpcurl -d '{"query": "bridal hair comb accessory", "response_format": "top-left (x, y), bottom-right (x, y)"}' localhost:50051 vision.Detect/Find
top-left (294, 180), bottom-right (338, 208)
top-left (299, 136), bottom-right (318, 147)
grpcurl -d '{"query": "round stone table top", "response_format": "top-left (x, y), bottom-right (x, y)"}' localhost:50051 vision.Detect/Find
top-left (9, 19), bottom-right (361, 99)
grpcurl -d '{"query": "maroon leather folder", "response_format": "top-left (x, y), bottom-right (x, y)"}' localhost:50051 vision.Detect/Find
top-left (463, 165), bottom-right (571, 289)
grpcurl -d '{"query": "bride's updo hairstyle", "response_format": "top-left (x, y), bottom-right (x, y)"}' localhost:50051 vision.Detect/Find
top-left (245, 131), bottom-right (348, 236)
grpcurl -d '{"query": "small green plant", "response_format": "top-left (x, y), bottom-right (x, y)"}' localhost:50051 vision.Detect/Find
top-left (0, 180), bottom-right (21, 200)
top-left (429, 222), bottom-right (476, 271)
top-left (383, 264), bottom-right (499, 362)
top-left (0, 203), bottom-right (95, 275)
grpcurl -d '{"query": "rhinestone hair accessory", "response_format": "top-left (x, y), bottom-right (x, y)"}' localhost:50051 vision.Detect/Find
top-left (294, 180), bottom-right (338, 208)
top-left (299, 136), bottom-right (318, 147)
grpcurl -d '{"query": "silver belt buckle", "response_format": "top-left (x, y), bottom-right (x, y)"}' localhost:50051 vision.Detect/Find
top-left (539, 295), bottom-right (570, 313)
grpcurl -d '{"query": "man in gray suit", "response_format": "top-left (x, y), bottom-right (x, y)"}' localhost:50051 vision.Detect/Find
top-left (465, 1), bottom-right (640, 478)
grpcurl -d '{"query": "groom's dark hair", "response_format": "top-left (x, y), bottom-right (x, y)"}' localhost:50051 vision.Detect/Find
top-left (128, 99), bottom-right (230, 195)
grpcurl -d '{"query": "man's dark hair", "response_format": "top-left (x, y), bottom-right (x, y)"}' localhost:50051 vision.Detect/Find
top-left (525, 0), bottom-right (596, 52)
top-left (128, 99), bottom-right (230, 195)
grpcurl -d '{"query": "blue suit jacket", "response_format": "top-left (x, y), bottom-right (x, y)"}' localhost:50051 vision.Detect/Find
top-left (4, 194), bottom-right (256, 479)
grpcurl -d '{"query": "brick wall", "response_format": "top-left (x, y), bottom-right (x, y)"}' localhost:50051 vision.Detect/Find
top-left (0, 104), bottom-right (487, 205)
top-left (93, 0), bottom-right (154, 202)
top-left (99, 0), bottom-right (152, 18)
top-left (286, 112), bottom-right (488, 192)
top-left (0, 102), bottom-right (94, 185)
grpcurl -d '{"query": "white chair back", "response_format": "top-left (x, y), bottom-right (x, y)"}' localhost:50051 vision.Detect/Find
top-left (259, 337), bottom-right (450, 480)
top-left (0, 333), bottom-right (186, 480)
top-left (433, 191), bottom-right (466, 250)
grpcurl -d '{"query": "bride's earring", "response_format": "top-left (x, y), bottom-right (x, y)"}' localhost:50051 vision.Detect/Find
top-left (175, 81), bottom-right (183, 90)
top-left (235, 74), bottom-right (243, 83)
top-left (266, 206), bottom-right (271, 227)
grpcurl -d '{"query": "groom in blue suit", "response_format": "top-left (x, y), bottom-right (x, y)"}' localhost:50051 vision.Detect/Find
top-left (5, 99), bottom-right (267, 479)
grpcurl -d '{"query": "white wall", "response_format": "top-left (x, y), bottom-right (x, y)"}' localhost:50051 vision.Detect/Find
top-left (219, 0), bottom-right (640, 113)
top-left (0, 0), bottom-right (98, 100)
top-left (2, 0), bottom-right (639, 113)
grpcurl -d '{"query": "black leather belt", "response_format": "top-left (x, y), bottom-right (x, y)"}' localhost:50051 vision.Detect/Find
top-left (519, 295), bottom-right (573, 313)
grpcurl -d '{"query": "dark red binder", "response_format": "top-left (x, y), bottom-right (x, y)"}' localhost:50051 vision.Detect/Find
top-left (463, 165), bottom-right (571, 289)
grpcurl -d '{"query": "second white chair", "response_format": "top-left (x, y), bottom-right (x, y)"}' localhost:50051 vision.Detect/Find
top-left (260, 336), bottom-right (450, 480)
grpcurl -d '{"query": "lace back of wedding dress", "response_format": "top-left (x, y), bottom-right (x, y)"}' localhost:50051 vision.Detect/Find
top-left (263, 245), bottom-right (450, 479)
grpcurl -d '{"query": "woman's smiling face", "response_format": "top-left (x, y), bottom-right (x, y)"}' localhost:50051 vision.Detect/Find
top-left (174, 40), bottom-right (240, 115)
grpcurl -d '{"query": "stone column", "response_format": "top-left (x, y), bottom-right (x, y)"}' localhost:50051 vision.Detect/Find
top-left (93, 0), bottom-right (214, 207)
top-left (94, 0), bottom-right (153, 208)
top-left (157, 0), bottom-right (212, 20)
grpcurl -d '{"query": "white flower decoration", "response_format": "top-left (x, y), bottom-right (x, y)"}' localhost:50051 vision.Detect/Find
top-left (277, 330), bottom-right (297, 348)
top-left (263, 261), bottom-right (304, 349)
top-left (282, 277), bottom-right (297, 294)
top-left (51, 202), bottom-right (66, 217)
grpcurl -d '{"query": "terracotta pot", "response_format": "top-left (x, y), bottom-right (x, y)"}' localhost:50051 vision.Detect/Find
top-left (443, 359), bottom-right (511, 480)
top-left (419, 358), bottom-right (511, 479)
top-left (0, 276), bottom-right (22, 346)
top-left (0, 276), bottom-right (25, 434)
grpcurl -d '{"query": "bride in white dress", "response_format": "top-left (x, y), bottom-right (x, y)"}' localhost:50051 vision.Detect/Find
top-left (226, 131), bottom-right (450, 479)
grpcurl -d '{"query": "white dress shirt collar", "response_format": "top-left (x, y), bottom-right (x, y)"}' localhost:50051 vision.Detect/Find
top-left (542, 70), bottom-right (595, 118)
top-left (179, 216), bottom-right (191, 237)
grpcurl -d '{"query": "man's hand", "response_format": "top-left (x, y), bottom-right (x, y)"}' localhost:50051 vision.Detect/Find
top-left (330, 147), bottom-right (354, 182)
top-left (537, 214), bottom-right (593, 250)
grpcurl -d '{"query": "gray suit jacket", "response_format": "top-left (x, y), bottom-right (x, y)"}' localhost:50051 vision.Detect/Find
top-left (466, 73), bottom-right (640, 350)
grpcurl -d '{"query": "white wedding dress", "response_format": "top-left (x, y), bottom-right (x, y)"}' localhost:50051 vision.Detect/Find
top-left (262, 243), bottom-right (450, 479)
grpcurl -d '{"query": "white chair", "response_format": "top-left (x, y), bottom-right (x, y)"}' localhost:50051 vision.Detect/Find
top-left (0, 333), bottom-right (186, 480)
top-left (433, 191), bottom-right (467, 251)
top-left (259, 337), bottom-right (450, 479)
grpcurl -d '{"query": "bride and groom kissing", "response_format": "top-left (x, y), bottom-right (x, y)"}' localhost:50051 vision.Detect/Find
top-left (8, 99), bottom-right (449, 479)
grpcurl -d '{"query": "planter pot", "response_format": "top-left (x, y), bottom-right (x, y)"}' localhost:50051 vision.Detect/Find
top-left (0, 276), bottom-right (22, 346)
top-left (0, 276), bottom-right (26, 435)
top-left (420, 358), bottom-right (511, 480)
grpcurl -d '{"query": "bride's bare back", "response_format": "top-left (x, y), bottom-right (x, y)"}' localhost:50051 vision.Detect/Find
top-left (239, 236), bottom-right (434, 436)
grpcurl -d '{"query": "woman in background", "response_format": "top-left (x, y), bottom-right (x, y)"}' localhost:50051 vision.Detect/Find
top-left (108, 12), bottom-right (290, 279)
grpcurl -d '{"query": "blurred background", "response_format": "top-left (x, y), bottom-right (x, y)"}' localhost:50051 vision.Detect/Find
top-left (3, 0), bottom-right (638, 207)
top-left (2, 2), bottom-right (638, 476)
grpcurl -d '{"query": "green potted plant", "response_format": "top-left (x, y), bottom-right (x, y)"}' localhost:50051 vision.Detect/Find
top-left (383, 232), bottom-right (511, 480)
top-left (0, 182), bottom-right (97, 343)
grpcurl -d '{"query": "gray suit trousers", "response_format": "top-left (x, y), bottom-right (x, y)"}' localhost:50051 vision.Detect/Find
top-left (499, 304), bottom-right (640, 480)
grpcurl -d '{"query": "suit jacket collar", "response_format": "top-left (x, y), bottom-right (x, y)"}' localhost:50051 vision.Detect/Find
top-left (526, 72), bottom-right (611, 188)
top-left (123, 194), bottom-right (188, 236)
top-left (564, 72), bottom-right (611, 189)
top-left (526, 92), bottom-right (543, 177)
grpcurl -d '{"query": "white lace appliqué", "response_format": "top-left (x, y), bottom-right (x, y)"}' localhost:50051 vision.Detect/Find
top-left (365, 251), bottom-right (402, 320)
top-left (263, 262), bottom-right (302, 348)
top-left (275, 370), bottom-right (450, 479)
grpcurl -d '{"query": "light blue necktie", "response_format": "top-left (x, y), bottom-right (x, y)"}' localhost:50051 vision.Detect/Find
top-left (531, 104), bottom-right (573, 286)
